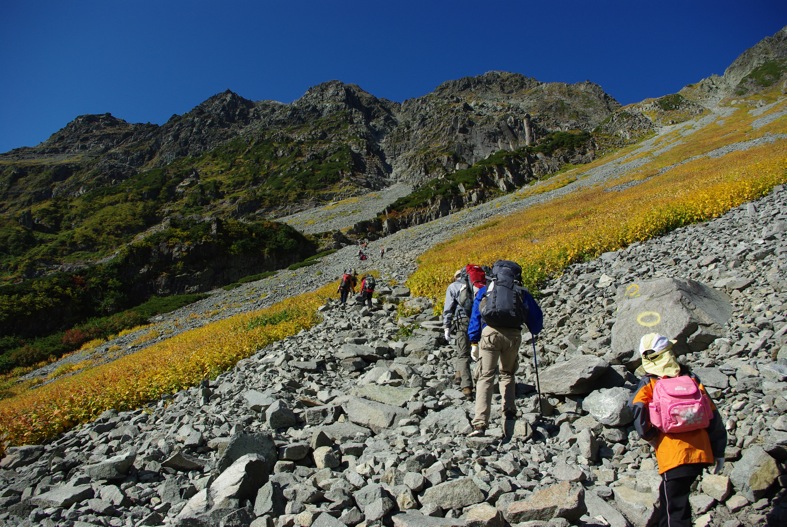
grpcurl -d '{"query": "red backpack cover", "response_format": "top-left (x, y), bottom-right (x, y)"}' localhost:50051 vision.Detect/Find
top-left (465, 264), bottom-right (486, 289)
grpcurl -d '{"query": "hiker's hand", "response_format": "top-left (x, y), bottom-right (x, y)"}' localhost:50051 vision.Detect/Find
top-left (470, 344), bottom-right (479, 361)
top-left (444, 328), bottom-right (451, 341)
top-left (713, 458), bottom-right (725, 474)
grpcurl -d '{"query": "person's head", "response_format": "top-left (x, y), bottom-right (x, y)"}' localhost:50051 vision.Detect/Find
top-left (454, 269), bottom-right (463, 281)
top-left (639, 333), bottom-right (680, 377)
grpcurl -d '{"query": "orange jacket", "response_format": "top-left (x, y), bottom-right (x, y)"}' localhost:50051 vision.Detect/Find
top-left (629, 371), bottom-right (726, 474)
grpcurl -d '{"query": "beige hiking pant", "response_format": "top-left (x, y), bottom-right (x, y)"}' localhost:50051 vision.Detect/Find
top-left (472, 325), bottom-right (522, 430)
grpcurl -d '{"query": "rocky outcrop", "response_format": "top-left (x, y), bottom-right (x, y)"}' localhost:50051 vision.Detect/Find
top-left (384, 72), bottom-right (617, 186)
top-left (682, 25), bottom-right (787, 106)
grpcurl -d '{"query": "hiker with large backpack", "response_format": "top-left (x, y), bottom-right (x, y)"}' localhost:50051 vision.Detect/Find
top-left (337, 269), bottom-right (358, 305)
top-left (629, 333), bottom-right (727, 527)
top-left (466, 260), bottom-right (543, 437)
top-left (359, 274), bottom-right (376, 308)
top-left (443, 265), bottom-right (487, 398)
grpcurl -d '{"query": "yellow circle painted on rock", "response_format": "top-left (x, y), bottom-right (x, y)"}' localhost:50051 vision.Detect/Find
top-left (626, 284), bottom-right (640, 298)
top-left (637, 311), bottom-right (661, 327)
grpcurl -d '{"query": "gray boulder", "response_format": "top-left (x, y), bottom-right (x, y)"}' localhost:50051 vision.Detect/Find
top-left (420, 477), bottom-right (485, 509)
top-left (540, 356), bottom-right (610, 395)
top-left (29, 483), bottom-right (95, 508)
top-left (730, 445), bottom-right (780, 501)
top-left (582, 387), bottom-right (634, 426)
top-left (344, 396), bottom-right (408, 433)
top-left (83, 450), bottom-right (137, 481)
top-left (177, 454), bottom-right (268, 522)
top-left (216, 432), bottom-right (277, 474)
top-left (610, 278), bottom-right (732, 365)
top-left (505, 481), bottom-right (586, 523)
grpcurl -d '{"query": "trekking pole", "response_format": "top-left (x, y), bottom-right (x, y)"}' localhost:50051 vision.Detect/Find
top-left (532, 336), bottom-right (544, 418)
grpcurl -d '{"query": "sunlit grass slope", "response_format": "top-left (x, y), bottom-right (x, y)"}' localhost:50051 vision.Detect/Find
top-left (408, 97), bottom-right (787, 303)
top-left (0, 283), bottom-right (335, 452)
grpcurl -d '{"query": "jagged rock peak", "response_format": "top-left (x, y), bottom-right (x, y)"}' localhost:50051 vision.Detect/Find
top-left (186, 89), bottom-right (256, 121)
top-left (722, 24), bottom-right (787, 89)
top-left (37, 112), bottom-right (141, 154)
top-left (681, 25), bottom-right (787, 105)
top-left (294, 80), bottom-right (393, 110)
top-left (434, 71), bottom-right (542, 96)
top-left (51, 113), bottom-right (131, 136)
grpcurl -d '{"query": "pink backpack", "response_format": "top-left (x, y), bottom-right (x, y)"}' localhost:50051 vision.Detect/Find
top-left (649, 375), bottom-right (712, 433)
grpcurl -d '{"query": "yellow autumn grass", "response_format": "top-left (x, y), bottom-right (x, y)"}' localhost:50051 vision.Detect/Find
top-left (409, 112), bottom-right (787, 304)
top-left (0, 282), bottom-right (336, 452)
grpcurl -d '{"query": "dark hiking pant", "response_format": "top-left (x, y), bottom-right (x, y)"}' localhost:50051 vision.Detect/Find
top-left (657, 464), bottom-right (704, 527)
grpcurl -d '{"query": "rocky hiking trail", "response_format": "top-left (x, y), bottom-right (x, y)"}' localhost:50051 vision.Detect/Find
top-left (2, 112), bottom-right (786, 526)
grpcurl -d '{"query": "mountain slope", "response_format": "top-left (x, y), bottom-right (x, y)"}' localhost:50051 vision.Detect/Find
top-left (0, 25), bottom-right (785, 376)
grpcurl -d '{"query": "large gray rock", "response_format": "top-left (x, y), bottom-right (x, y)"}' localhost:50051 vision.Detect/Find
top-left (265, 399), bottom-right (299, 429)
top-left (253, 481), bottom-right (285, 517)
top-left (351, 384), bottom-right (419, 407)
top-left (421, 406), bottom-right (472, 434)
top-left (420, 477), bottom-right (485, 509)
top-left (730, 445), bottom-right (779, 501)
top-left (30, 483), bottom-right (95, 508)
top-left (391, 511), bottom-right (465, 526)
top-left (177, 454), bottom-right (268, 521)
top-left (344, 396), bottom-right (408, 433)
top-left (613, 485), bottom-right (657, 527)
top-left (505, 481), bottom-right (586, 523)
top-left (216, 432), bottom-right (277, 475)
top-left (582, 387), bottom-right (634, 426)
top-left (315, 421), bottom-right (373, 443)
top-left (83, 450), bottom-right (136, 481)
top-left (540, 356), bottom-right (610, 395)
top-left (610, 278), bottom-right (732, 365)
top-left (585, 491), bottom-right (630, 527)
top-left (353, 483), bottom-right (396, 522)
top-left (0, 445), bottom-right (44, 470)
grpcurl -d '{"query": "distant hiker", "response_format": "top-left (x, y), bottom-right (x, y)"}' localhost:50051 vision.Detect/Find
top-left (380, 247), bottom-right (385, 258)
top-left (350, 269), bottom-right (358, 293)
top-left (467, 260), bottom-right (543, 437)
top-left (360, 274), bottom-right (376, 308)
top-left (337, 269), bottom-right (353, 305)
top-left (629, 333), bottom-right (726, 527)
top-left (443, 265), bottom-right (487, 398)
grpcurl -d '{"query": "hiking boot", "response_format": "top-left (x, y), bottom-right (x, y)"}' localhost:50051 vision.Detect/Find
top-left (453, 372), bottom-right (462, 385)
top-left (468, 427), bottom-right (486, 437)
top-left (462, 387), bottom-right (473, 399)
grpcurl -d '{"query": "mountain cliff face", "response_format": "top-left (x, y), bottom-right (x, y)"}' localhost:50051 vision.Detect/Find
top-left (681, 25), bottom-right (787, 105)
top-left (0, 73), bottom-right (617, 217)
top-left (384, 72), bottom-right (618, 185)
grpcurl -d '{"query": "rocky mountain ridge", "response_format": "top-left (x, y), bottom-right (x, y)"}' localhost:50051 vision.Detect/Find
top-left (4, 26), bottom-right (784, 222)
top-left (681, 26), bottom-right (787, 106)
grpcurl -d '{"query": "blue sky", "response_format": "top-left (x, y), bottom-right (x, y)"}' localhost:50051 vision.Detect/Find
top-left (1, 1), bottom-right (785, 153)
